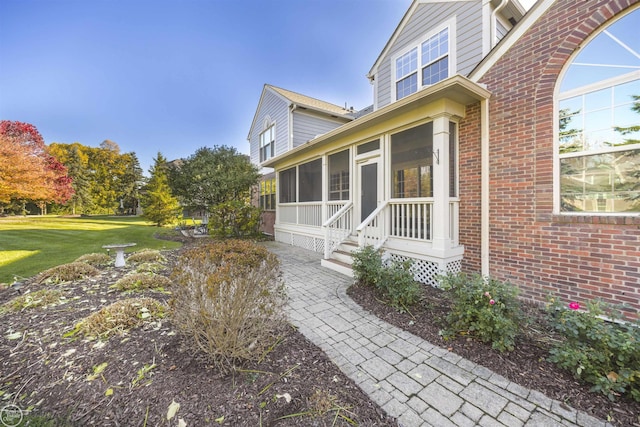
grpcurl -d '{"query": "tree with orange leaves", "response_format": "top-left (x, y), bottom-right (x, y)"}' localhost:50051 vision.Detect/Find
top-left (0, 120), bottom-right (73, 213)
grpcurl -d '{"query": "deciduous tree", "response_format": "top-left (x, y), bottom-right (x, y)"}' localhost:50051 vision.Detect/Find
top-left (0, 120), bottom-right (73, 212)
top-left (168, 146), bottom-right (260, 212)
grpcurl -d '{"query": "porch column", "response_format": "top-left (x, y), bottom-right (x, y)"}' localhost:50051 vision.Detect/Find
top-left (431, 114), bottom-right (452, 253)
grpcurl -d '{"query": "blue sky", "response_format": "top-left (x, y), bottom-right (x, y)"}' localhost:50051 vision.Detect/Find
top-left (0, 0), bottom-right (417, 174)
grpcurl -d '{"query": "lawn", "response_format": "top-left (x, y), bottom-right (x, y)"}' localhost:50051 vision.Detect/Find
top-left (0, 215), bottom-right (182, 284)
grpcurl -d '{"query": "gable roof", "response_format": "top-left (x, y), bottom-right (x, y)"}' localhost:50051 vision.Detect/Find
top-left (268, 85), bottom-right (354, 117)
top-left (247, 84), bottom-right (354, 141)
top-left (468, 0), bottom-right (554, 81)
top-left (367, 0), bottom-right (527, 79)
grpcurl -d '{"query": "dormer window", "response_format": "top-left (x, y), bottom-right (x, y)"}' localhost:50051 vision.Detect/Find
top-left (260, 123), bottom-right (275, 162)
top-left (394, 24), bottom-right (452, 100)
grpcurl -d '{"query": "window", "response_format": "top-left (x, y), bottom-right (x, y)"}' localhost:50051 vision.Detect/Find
top-left (329, 150), bottom-right (349, 201)
top-left (298, 159), bottom-right (322, 202)
top-left (260, 124), bottom-right (275, 162)
top-left (557, 9), bottom-right (640, 213)
top-left (357, 139), bottom-right (380, 155)
top-left (279, 168), bottom-right (296, 203)
top-left (259, 178), bottom-right (276, 211)
top-left (391, 123), bottom-right (433, 198)
top-left (395, 26), bottom-right (450, 100)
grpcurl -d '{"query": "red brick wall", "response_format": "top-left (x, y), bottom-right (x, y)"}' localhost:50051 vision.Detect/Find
top-left (458, 102), bottom-right (482, 273)
top-left (464, 0), bottom-right (640, 314)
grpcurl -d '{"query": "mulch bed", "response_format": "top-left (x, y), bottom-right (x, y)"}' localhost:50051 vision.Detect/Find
top-left (347, 281), bottom-right (640, 427)
top-left (0, 240), bottom-right (395, 427)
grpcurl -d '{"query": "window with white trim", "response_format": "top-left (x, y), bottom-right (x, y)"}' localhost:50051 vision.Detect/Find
top-left (394, 26), bottom-right (450, 100)
top-left (259, 178), bottom-right (276, 211)
top-left (260, 124), bottom-right (275, 162)
top-left (557, 9), bottom-right (640, 213)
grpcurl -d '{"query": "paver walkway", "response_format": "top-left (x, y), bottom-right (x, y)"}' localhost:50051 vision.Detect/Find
top-left (264, 241), bottom-right (610, 427)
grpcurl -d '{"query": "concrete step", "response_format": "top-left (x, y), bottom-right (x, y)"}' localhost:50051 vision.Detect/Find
top-left (332, 249), bottom-right (354, 265)
top-left (320, 258), bottom-right (354, 277)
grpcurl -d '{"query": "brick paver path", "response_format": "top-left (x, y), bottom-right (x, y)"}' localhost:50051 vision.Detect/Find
top-left (265, 241), bottom-right (610, 427)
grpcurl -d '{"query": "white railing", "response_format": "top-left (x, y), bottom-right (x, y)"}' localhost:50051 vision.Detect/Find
top-left (322, 201), bottom-right (353, 259)
top-left (278, 202), bottom-right (323, 226)
top-left (327, 201), bottom-right (348, 219)
top-left (389, 199), bottom-right (433, 241)
top-left (356, 201), bottom-right (389, 249)
top-left (357, 199), bottom-right (435, 249)
top-left (298, 202), bottom-right (323, 226)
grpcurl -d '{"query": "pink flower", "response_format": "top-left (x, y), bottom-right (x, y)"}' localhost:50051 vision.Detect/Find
top-left (484, 292), bottom-right (491, 298)
top-left (489, 299), bottom-right (495, 305)
top-left (568, 302), bottom-right (580, 310)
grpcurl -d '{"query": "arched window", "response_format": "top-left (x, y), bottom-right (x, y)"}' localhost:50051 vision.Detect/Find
top-left (557, 8), bottom-right (640, 213)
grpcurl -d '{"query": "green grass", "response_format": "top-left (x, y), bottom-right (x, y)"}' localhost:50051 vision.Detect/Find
top-left (0, 215), bottom-right (182, 283)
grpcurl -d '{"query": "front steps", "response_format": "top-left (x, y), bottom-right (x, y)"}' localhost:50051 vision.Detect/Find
top-left (320, 239), bottom-right (359, 277)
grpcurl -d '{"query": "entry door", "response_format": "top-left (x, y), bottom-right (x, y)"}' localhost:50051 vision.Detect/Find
top-left (359, 158), bottom-right (380, 223)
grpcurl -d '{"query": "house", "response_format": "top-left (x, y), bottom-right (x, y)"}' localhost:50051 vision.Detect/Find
top-left (248, 0), bottom-right (640, 314)
top-left (247, 84), bottom-right (356, 235)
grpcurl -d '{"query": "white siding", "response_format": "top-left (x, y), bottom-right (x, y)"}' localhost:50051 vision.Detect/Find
top-left (374, 1), bottom-right (483, 110)
top-left (249, 89), bottom-right (289, 165)
top-left (291, 110), bottom-right (346, 148)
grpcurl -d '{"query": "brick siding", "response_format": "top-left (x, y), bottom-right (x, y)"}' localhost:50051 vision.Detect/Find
top-left (459, 0), bottom-right (640, 314)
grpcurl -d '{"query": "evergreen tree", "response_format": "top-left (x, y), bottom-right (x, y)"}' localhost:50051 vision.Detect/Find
top-left (141, 153), bottom-right (181, 226)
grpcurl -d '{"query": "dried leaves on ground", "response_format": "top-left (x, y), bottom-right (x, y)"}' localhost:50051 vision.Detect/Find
top-left (0, 241), bottom-right (395, 426)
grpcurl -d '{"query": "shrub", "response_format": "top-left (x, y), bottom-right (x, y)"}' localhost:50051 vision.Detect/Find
top-left (208, 200), bottom-right (262, 238)
top-left (351, 245), bottom-right (384, 289)
top-left (1, 289), bottom-right (64, 314)
top-left (75, 253), bottom-right (112, 267)
top-left (439, 273), bottom-right (521, 352)
top-left (127, 249), bottom-right (166, 264)
top-left (111, 272), bottom-right (172, 292)
top-left (381, 260), bottom-right (421, 311)
top-left (352, 246), bottom-right (420, 311)
top-left (136, 262), bottom-right (164, 273)
top-left (36, 262), bottom-right (100, 284)
top-left (66, 297), bottom-right (165, 339)
top-left (171, 240), bottom-right (286, 374)
top-left (546, 297), bottom-right (640, 402)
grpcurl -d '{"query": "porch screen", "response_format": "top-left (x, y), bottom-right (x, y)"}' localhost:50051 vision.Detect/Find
top-left (391, 122), bottom-right (433, 198)
top-left (299, 159), bottom-right (322, 202)
top-left (329, 150), bottom-right (349, 200)
top-left (279, 167), bottom-right (296, 203)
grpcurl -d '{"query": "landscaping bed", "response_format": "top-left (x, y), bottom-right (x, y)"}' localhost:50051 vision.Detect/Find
top-left (347, 281), bottom-right (640, 427)
top-left (0, 243), bottom-right (395, 426)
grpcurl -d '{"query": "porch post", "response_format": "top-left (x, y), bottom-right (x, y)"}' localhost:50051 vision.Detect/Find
top-left (431, 114), bottom-right (451, 252)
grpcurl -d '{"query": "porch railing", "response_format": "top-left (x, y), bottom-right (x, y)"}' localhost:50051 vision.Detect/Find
top-left (389, 199), bottom-right (433, 241)
top-left (279, 202), bottom-right (323, 226)
top-left (322, 201), bottom-right (353, 259)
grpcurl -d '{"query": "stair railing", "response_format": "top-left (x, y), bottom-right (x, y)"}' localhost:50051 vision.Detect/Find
top-left (356, 201), bottom-right (389, 249)
top-left (322, 201), bottom-right (353, 259)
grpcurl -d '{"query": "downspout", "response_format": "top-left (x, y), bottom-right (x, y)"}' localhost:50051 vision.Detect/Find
top-left (481, 97), bottom-right (490, 277)
top-left (490, 0), bottom-right (509, 48)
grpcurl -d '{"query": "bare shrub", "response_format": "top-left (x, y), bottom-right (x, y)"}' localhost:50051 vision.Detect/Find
top-left (171, 240), bottom-right (286, 374)
top-left (37, 262), bottom-right (100, 284)
top-left (111, 272), bottom-right (172, 292)
top-left (66, 297), bottom-right (165, 339)
top-left (1, 289), bottom-right (64, 314)
top-left (74, 253), bottom-right (112, 267)
top-left (127, 249), bottom-right (166, 264)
